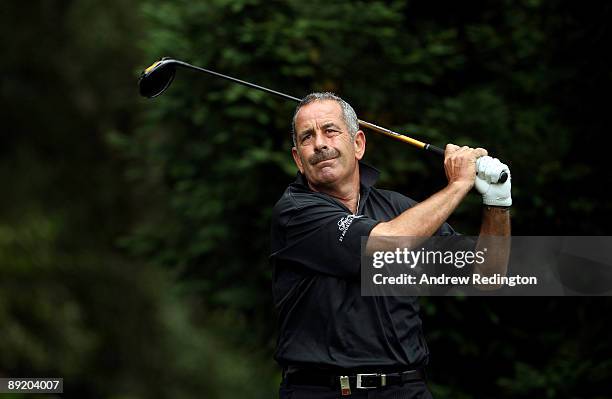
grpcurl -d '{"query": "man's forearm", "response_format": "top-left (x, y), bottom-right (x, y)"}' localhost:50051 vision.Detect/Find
top-left (473, 206), bottom-right (511, 288)
top-left (479, 206), bottom-right (511, 236)
top-left (370, 182), bottom-right (471, 237)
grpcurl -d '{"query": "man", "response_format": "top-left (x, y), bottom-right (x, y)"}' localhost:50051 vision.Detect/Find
top-left (270, 92), bottom-right (511, 398)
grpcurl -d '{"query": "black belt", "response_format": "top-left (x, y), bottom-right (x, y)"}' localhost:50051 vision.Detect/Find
top-left (286, 368), bottom-right (425, 394)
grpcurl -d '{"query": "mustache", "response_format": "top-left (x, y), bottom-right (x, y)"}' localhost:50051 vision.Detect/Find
top-left (309, 148), bottom-right (340, 165)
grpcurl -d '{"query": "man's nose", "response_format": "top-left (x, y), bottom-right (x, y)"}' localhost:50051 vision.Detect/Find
top-left (313, 131), bottom-right (328, 151)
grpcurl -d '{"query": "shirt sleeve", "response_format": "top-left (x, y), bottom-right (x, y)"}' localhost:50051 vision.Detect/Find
top-left (271, 196), bottom-right (380, 278)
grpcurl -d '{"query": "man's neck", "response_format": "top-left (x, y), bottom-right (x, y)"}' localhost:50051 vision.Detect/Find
top-left (307, 168), bottom-right (361, 214)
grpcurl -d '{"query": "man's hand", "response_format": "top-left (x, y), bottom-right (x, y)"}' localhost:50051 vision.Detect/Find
top-left (444, 144), bottom-right (488, 190)
top-left (475, 156), bottom-right (512, 207)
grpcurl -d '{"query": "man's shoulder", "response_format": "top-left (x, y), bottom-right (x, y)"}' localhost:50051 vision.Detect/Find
top-left (272, 183), bottom-right (338, 225)
top-left (273, 184), bottom-right (325, 211)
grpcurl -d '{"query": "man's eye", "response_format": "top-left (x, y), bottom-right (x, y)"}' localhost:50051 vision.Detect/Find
top-left (301, 134), bottom-right (311, 142)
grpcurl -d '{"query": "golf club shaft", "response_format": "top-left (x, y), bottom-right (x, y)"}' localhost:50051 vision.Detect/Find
top-left (174, 60), bottom-right (302, 103)
top-left (357, 120), bottom-right (444, 155)
top-left (172, 60), bottom-right (445, 156)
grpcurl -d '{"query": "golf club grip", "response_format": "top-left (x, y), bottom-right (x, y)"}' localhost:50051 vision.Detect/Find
top-left (426, 144), bottom-right (445, 156)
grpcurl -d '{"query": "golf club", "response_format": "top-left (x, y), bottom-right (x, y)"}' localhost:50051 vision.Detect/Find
top-left (139, 57), bottom-right (508, 183)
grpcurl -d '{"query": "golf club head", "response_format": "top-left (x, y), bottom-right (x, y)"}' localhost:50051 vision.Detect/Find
top-left (138, 57), bottom-right (177, 98)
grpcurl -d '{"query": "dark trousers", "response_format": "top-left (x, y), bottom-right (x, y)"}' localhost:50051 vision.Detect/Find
top-left (279, 379), bottom-right (434, 399)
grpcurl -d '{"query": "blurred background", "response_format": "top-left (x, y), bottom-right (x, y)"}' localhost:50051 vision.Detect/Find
top-left (1, 0), bottom-right (611, 398)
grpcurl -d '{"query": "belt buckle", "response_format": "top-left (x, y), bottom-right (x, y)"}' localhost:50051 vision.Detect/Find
top-left (339, 376), bottom-right (351, 396)
top-left (356, 373), bottom-right (382, 389)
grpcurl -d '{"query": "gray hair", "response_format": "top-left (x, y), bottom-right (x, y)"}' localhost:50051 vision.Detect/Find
top-left (291, 92), bottom-right (359, 146)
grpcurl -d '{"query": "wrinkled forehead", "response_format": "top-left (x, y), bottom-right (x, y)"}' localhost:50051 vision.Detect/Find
top-left (295, 100), bottom-right (345, 132)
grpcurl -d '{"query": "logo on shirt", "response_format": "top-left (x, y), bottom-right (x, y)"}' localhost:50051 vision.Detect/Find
top-left (337, 214), bottom-right (364, 242)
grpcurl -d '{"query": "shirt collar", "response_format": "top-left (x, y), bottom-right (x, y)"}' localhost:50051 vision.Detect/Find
top-left (293, 161), bottom-right (380, 189)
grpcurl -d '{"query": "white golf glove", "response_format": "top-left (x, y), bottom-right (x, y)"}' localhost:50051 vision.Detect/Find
top-left (475, 156), bottom-right (512, 207)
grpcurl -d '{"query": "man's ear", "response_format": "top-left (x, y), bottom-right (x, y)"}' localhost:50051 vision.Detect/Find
top-left (292, 146), bottom-right (304, 173)
top-left (354, 130), bottom-right (366, 160)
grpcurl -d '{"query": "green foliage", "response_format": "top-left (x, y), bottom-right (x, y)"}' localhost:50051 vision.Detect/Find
top-left (1, 1), bottom-right (277, 398)
top-left (0, 215), bottom-right (276, 398)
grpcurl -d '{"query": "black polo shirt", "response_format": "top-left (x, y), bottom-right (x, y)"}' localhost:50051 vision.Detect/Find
top-left (270, 162), bottom-right (460, 371)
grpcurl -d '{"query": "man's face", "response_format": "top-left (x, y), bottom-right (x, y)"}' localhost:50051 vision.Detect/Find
top-left (292, 100), bottom-right (365, 188)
